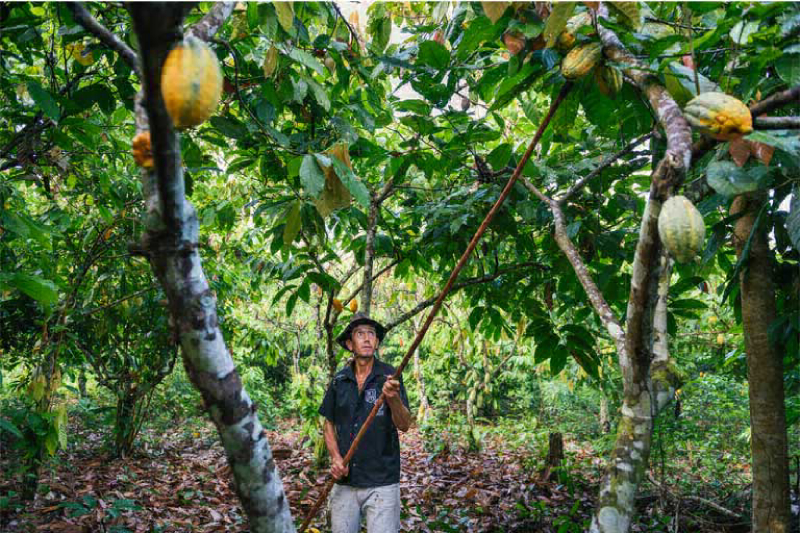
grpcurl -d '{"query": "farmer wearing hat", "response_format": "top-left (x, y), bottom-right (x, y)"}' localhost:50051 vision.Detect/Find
top-left (319, 312), bottom-right (412, 533)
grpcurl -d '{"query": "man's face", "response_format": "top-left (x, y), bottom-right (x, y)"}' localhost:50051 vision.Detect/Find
top-left (345, 325), bottom-right (378, 358)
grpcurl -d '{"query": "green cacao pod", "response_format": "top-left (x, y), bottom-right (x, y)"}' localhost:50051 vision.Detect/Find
top-left (595, 65), bottom-right (624, 98)
top-left (161, 37), bottom-right (222, 128)
top-left (657, 196), bottom-right (705, 263)
top-left (561, 42), bottom-right (603, 79)
top-left (683, 92), bottom-right (753, 141)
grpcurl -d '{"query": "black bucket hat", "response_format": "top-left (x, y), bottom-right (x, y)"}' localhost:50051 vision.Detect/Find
top-left (336, 312), bottom-right (387, 351)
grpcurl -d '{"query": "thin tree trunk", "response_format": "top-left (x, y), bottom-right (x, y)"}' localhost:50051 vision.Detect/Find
top-left (732, 193), bottom-right (790, 533)
top-left (600, 396), bottom-right (610, 434)
top-left (123, 5), bottom-right (295, 531)
top-left (361, 195), bottom-right (378, 315)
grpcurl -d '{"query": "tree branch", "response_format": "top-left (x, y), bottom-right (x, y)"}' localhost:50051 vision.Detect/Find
top-left (67, 3), bottom-right (139, 75)
top-left (384, 262), bottom-right (543, 332)
top-left (187, 2), bottom-right (236, 41)
top-left (559, 133), bottom-right (653, 203)
top-left (754, 116), bottom-right (800, 129)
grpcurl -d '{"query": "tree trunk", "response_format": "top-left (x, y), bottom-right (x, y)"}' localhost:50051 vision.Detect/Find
top-left (361, 194), bottom-right (378, 316)
top-left (78, 365), bottom-right (88, 397)
top-left (600, 396), bottom-right (610, 434)
top-left (541, 432), bottom-right (564, 482)
top-left (115, 390), bottom-right (140, 458)
top-left (731, 193), bottom-right (791, 533)
top-left (127, 5), bottom-right (295, 531)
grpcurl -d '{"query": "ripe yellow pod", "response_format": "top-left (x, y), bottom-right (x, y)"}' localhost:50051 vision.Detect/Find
top-left (161, 37), bottom-right (223, 128)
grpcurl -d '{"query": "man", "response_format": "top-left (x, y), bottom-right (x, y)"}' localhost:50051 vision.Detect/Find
top-left (319, 312), bottom-right (412, 533)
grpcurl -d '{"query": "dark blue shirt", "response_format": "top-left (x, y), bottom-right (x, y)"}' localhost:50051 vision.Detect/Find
top-left (319, 357), bottom-right (409, 487)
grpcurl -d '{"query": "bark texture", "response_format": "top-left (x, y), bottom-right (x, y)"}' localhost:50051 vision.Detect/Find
top-left (126, 5), bottom-right (295, 531)
top-left (731, 194), bottom-right (791, 533)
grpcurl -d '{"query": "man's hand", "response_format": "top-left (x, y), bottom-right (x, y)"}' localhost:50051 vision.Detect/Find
top-left (383, 376), bottom-right (402, 401)
top-left (331, 456), bottom-right (349, 480)
top-left (383, 375), bottom-right (412, 432)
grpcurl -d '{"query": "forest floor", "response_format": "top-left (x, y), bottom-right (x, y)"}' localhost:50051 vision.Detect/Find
top-left (1, 416), bottom-right (755, 532)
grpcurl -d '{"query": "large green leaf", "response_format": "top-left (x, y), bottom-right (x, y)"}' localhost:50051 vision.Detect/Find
top-left (27, 81), bottom-right (60, 121)
top-left (4, 273), bottom-right (59, 305)
top-left (300, 155), bottom-right (325, 198)
top-left (289, 48), bottom-right (324, 76)
top-left (706, 161), bottom-right (770, 197)
top-left (543, 2), bottom-right (575, 47)
top-left (275, 1), bottom-right (294, 33)
top-left (331, 158), bottom-right (370, 207)
top-left (417, 41), bottom-right (450, 71)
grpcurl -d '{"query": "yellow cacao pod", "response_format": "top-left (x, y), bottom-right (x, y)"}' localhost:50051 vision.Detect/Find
top-left (161, 37), bottom-right (222, 128)
top-left (561, 42), bottom-right (603, 79)
top-left (333, 298), bottom-right (344, 312)
top-left (683, 92), bottom-right (753, 141)
top-left (716, 333), bottom-right (725, 345)
top-left (595, 65), bottom-right (623, 98)
top-left (349, 299), bottom-right (358, 312)
top-left (657, 195), bottom-right (705, 263)
top-left (132, 131), bottom-right (154, 168)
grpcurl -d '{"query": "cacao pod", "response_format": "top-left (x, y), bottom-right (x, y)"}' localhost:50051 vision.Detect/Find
top-left (683, 92), bottom-right (753, 141)
top-left (557, 12), bottom-right (593, 51)
top-left (132, 131), bottom-right (154, 168)
top-left (595, 65), bottom-right (624, 98)
top-left (556, 31), bottom-right (576, 51)
top-left (561, 42), bottom-right (603, 79)
top-left (502, 31), bottom-right (525, 56)
top-left (333, 298), bottom-right (344, 312)
top-left (161, 37), bottom-right (222, 128)
top-left (716, 333), bottom-right (725, 345)
top-left (349, 299), bottom-right (358, 312)
top-left (657, 195), bottom-right (705, 263)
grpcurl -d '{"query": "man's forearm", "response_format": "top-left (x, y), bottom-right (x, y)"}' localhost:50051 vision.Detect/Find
top-left (323, 420), bottom-right (342, 459)
top-left (386, 397), bottom-right (412, 432)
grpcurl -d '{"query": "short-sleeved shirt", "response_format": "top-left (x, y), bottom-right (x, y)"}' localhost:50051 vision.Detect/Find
top-left (319, 357), bottom-right (409, 488)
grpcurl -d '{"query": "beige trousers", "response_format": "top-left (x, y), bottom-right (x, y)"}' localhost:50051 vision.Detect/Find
top-left (329, 483), bottom-right (401, 533)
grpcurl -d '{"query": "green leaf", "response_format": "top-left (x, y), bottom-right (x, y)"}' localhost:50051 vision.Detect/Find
top-left (729, 20), bottom-right (759, 45)
top-left (610, 2), bottom-right (641, 29)
top-left (0, 419), bottom-right (23, 439)
top-left (289, 48), bottom-right (324, 76)
top-left (209, 116), bottom-right (247, 140)
top-left (306, 77), bottom-right (331, 112)
top-left (746, 130), bottom-right (800, 157)
top-left (368, 8), bottom-right (392, 52)
top-left (487, 143), bottom-right (512, 170)
top-left (27, 81), bottom-right (60, 121)
top-left (543, 2), bottom-right (575, 47)
top-left (787, 186), bottom-right (800, 253)
top-left (550, 347), bottom-right (568, 375)
top-left (7, 273), bottom-right (58, 305)
top-left (300, 155), bottom-right (325, 197)
top-left (331, 158), bottom-right (370, 207)
top-left (275, 1), bottom-right (295, 33)
top-left (663, 62), bottom-right (720, 106)
top-left (417, 41), bottom-right (450, 71)
top-left (283, 201), bottom-right (302, 246)
top-left (706, 161), bottom-right (769, 197)
top-left (776, 53), bottom-right (800, 85)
